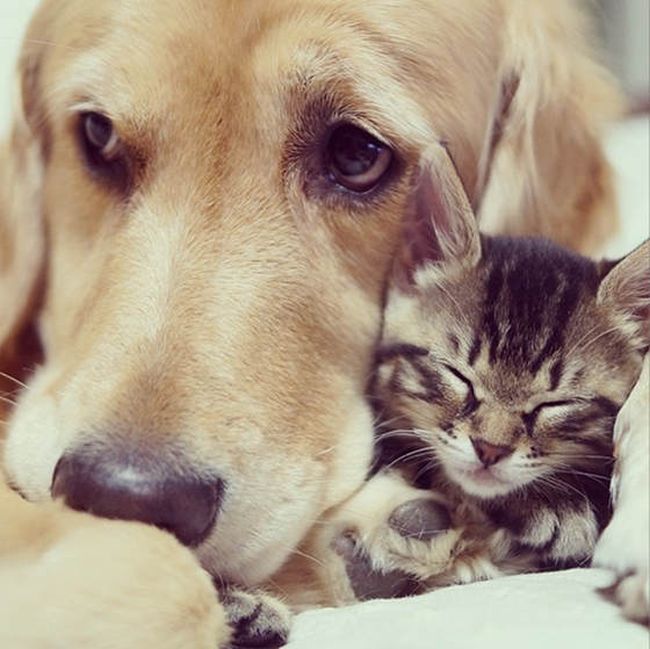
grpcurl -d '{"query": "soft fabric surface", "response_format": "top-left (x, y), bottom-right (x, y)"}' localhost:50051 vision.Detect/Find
top-left (1, 5), bottom-right (648, 649)
top-left (288, 569), bottom-right (648, 649)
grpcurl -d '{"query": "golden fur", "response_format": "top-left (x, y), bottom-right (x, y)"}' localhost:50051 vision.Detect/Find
top-left (0, 0), bottom-right (623, 645)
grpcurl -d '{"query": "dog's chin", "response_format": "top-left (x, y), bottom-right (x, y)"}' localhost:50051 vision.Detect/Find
top-left (195, 484), bottom-right (322, 586)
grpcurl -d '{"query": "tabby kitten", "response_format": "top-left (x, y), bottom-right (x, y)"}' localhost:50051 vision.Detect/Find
top-left (375, 145), bottom-right (649, 571)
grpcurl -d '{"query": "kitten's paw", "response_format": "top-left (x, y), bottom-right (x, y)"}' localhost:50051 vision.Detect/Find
top-left (328, 471), bottom-right (459, 597)
top-left (220, 588), bottom-right (291, 648)
top-left (539, 506), bottom-right (599, 565)
top-left (331, 532), bottom-right (418, 600)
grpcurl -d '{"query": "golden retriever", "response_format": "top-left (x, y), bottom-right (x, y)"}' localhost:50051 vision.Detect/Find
top-left (0, 0), bottom-right (630, 646)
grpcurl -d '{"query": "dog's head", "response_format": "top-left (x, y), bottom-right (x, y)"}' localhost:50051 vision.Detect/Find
top-left (0, 0), bottom-right (619, 585)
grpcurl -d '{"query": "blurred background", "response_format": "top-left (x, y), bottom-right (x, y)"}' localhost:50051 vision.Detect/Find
top-left (0, 0), bottom-right (648, 253)
top-left (597, 0), bottom-right (649, 109)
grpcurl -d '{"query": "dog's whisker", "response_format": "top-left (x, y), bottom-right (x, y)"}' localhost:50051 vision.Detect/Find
top-left (0, 371), bottom-right (29, 391)
top-left (245, 528), bottom-right (327, 570)
top-left (314, 445), bottom-right (337, 457)
top-left (288, 547), bottom-right (327, 569)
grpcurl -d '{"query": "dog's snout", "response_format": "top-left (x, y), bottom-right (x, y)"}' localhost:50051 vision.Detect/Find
top-left (51, 445), bottom-right (224, 547)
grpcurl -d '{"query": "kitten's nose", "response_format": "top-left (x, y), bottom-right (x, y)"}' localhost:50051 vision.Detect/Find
top-left (471, 438), bottom-right (513, 467)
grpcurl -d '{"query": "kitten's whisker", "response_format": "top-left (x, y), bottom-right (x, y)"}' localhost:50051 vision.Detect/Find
top-left (570, 325), bottom-right (626, 357)
top-left (374, 415), bottom-right (404, 431)
top-left (435, 282), bottom-right (473, 332)
top-left (382, 447), bottom-right (434, 471)
top-left (535, 475), bottom-right (589, 503)
top-left (374, 429), bottom-right (420, 441)
top-left (564, 323), bottom-right (601, 358)
top-left (553, 469), bottom-right (611, 484)
top-left (546, 453), bottom-right (612, 460)
top-left (412, 459), bottom-right (442, 483)
top-left (412, 427), bottom-right (438, 440)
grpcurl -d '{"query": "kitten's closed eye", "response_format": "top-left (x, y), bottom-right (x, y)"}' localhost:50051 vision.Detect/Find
top-left (441, 364), bottom-right (479, 416)
top-left (523, 400), bottom-right (577, 429)
top-left (522, 397), bottom-right (608, 435)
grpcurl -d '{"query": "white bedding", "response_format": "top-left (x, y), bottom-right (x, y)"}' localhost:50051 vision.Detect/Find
top-left (1, 5), bottom-right (649, 649)
top-left (289, 569), bottom-right (649, 649)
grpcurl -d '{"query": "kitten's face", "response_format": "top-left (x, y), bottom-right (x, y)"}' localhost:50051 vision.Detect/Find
top-left (377, 237), bottom-right (645, 501)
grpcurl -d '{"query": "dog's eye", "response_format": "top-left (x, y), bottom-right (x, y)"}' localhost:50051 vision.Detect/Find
top-left (326, 124), bottom-right (393, 192)
top-left (79, 112), bottom-right (130, 189)
top-left (82, 112), bottom-right (120, 161)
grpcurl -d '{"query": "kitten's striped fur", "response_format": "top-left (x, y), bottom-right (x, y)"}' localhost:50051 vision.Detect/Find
top-left (374, 145), bottom-right (649, 577)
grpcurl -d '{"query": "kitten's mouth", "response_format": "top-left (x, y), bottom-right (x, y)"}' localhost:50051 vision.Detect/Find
top-left (448, 465), bottom-right (515, 498)
top-left (465, 467), bottom-right (507, 486)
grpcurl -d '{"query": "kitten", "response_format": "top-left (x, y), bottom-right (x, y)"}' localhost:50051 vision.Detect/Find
top-left (374, 144), bottom-right (649, 574)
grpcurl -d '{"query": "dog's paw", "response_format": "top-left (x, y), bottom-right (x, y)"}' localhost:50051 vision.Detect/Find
top-left (600, 571), bottom-right (650, 626)
top-left (593, 505), bottom-right (650, 626)
top-left (593, 355), bottom-right (649, 626)
top-left (219, 588), bottom-right (291, 648)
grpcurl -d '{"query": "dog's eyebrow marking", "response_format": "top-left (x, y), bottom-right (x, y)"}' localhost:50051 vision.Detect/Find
top-left (50, 52), bottom-right (108, 111)
top-left (50, 51), bottom-right (145, 126)
top-left (255, 18), bottom-right (433, 146)
top-left (67, 99), bottom-right (109, 116)
top-left (287, 62), bottom-right (432, 147)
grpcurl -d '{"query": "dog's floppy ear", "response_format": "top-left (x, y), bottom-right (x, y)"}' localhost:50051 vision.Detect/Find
top-left (0, 24), bottom-right (49, 382)
top-left (395, 144), bottom-right (481, 289)
top-left (477, 0), bottom-right (621, 255)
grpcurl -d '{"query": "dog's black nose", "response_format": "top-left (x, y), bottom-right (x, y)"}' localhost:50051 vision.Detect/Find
top-left (51, 445), bottom-right (224, 547)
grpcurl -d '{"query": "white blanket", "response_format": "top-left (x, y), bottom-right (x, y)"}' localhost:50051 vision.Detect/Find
top-left (289, 569), bottom-right (649, 649)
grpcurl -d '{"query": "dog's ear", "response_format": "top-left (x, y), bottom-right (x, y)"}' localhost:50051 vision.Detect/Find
top-left (0, 18), bottom-right (49, 381)
top-left (597, 240), bottom-right (650, 351)
top-left (476, 0), bottom-right (622, 255)
top-left (395, 144), bottom-right (481, 289)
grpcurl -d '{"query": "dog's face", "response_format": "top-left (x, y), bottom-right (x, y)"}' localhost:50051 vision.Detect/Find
top-left (1, 0), bottom-right (619, 585)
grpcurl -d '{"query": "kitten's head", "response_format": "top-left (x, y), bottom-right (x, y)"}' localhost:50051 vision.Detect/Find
top-left (377, 145), bottom-right (649, 501)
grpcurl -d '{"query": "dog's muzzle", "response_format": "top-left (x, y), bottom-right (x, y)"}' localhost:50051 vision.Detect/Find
top-left (51, 442), bottom-right (224, 546)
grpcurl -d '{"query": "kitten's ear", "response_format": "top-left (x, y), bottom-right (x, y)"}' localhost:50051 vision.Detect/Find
top-left (597, 240), bottom-right (650, 349)
top-left (396, 144), bottom-right (481, 288)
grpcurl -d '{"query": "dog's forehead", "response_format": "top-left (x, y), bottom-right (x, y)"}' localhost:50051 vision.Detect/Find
top-left (44, 0), bottom-right (433, 146)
